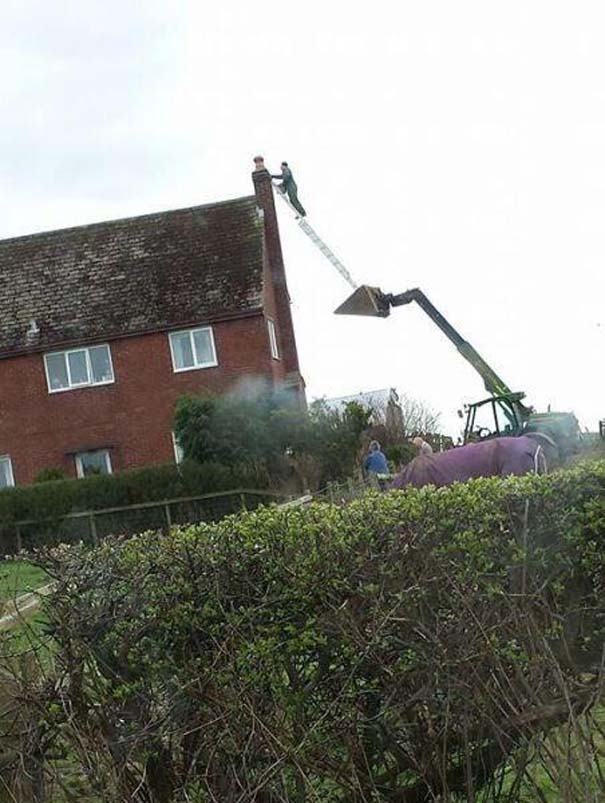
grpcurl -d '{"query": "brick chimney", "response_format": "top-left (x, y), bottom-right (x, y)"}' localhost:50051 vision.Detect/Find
top-left (252, 156), bottom-right (305, 402)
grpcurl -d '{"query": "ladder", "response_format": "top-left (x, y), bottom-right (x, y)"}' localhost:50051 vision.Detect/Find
top-left (273, 183), bottom-right (358, 290)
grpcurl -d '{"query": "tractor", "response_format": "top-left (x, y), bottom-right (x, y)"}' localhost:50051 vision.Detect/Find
top-left (336, 285), bottom-right (580, 455)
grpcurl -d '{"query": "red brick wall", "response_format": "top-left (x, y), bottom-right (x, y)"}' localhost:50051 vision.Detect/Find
top-left (0, 314), bottom-right (281, 485)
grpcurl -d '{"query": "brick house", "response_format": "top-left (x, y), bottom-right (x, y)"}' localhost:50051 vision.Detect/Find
top-left (0, 157), bottom-right (304, 486)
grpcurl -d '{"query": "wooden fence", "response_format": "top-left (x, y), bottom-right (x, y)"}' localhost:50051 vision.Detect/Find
top-left (0, 488), bottom-right (287, 553)
top-left (0, 476), bottom-right (382, 554)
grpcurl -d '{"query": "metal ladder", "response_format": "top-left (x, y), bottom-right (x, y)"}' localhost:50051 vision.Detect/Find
top-left (273, 183), bottom-right (358, 290)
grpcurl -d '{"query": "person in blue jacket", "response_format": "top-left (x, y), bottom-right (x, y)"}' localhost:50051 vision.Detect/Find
top-left (363, 440), bottom-right (389, 476)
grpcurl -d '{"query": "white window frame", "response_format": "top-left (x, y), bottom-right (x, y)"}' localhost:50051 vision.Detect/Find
top-left (75, 449), bottom-right (113, 479)
top-left (171, 432), bottom-right (185, 465)
top-left (0, 456), bottom-right (15, 489)
top-left (267, 318), bottom-right (280, 360)
top-left (168, 327), bottom-right (218, 373)
top-left (44, 344), bottom-right (115, 394)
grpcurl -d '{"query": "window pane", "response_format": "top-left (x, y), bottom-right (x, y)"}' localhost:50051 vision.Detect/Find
top-left (46, 353), bottom-right (69, 391)
top-left (172, 432), bottom-right (184, 464)
top-left (68, 350), bottom-right (89, 385)
top-left (193, 329), bottom-right (215, 365)
top-left (267, 320), bottom-right (279, 359)
top-left (77, 451), bottom-right (111, 477)
top-left (170, 332), bottom-right (194, 370)
top-left (468, 402), bottom-right (497, 440)
top-left (89, 345), bottom-right (113, 384)
top-left (0, 458), bottom-right (13, 489)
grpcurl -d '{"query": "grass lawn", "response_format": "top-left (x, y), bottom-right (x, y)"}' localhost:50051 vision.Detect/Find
top-left (483, 707), bottom-right (605, 802)
top-left (0, 560), bottom-right (47, 605)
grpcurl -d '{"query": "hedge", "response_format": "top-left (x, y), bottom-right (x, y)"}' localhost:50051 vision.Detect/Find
top-left (37, 460), bottom-right (605, 802)
top-left (0, 460), bottom-right (267, 527)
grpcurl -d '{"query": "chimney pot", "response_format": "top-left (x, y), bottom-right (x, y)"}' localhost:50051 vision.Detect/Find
top-left (253, 155), bottom-right (266, 171)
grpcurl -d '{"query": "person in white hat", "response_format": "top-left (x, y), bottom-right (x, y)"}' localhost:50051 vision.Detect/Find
top-left (412, 436), bottom-right (433, 456)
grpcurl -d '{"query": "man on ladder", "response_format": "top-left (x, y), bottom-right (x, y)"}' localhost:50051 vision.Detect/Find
top-left (268, 154), bottom-right (357, 289)
top-left (272, 161), bottom-right (307, 218)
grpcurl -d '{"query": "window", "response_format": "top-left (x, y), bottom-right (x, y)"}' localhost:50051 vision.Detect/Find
top-left (169, 327), bottom-right (217, 372)
top-left (468, 402), bottom-right (494, 439)
top-left (267, 319), bottom-right (280, 360)
top-left (75, 450), bottom-right (112, 478)
top-left (172, 432), bottom-right (185, 464)
top-left (494, 400), bottom-right (520, 435)
top-left (45, 345), bottom-right (114, 393)
top-left (0, 456), bottom-right (14, 489)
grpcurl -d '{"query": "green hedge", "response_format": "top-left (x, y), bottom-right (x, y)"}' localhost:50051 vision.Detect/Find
top-left (40, 461), bottom-right (605, 801)
top-left (0, 460), bottom-right (267, 527)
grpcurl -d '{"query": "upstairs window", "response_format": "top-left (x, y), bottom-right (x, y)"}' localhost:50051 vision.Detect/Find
top-left (0, 456), bottom-right (14, 489)
top-left (267, 319), bottom-right (280, 360)
top-left (169, 327), bottom-right (218, 372)
top-left (45, 345), bottom-right (114, 393)
top-left (75, 449), bottom-right (112, 478)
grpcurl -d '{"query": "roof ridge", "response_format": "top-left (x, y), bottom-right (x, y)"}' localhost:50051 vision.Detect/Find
top-left (327, 388), bottom-right (393, 400)
top-left (0, 194), bottom-right (257, 247)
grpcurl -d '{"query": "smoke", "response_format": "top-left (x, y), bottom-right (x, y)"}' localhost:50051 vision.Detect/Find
top-left (224, 374), bottom-right (272, 402)
top-left (222, 374), bottom-right (299, 410)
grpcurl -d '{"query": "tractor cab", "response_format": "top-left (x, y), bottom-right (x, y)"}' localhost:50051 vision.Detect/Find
top-left (462, 395), bottom-right (581, 458)
top-left (462, 392), bottom-right (527, 443)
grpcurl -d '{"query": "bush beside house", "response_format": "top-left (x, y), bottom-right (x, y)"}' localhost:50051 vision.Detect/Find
top-left (0, 461), bottom-right (268, 552)
top-left (174, 392), bottom-right (373, 490)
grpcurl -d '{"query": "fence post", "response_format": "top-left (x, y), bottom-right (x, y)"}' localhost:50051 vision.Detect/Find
top-left (165, 503), bottom-right (172, 530)
top-left (15, 526), bottom-right (22, 554)
top-left (240, 493), bottom-right (247, 512)
top-left (89, 513), bottom-right (98, 547)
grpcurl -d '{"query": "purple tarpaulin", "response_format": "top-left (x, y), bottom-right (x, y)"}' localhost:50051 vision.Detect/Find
top-left (391, 435), bottom-right (550, 490)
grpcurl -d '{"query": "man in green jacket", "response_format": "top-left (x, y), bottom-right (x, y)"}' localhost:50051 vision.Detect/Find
top-left (272, 162), bottom-right (307, 217)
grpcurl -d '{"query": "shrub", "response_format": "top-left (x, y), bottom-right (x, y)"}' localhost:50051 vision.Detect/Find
top-left (0, 460), bottom-right (268, 553)
top-left (384, 441), bottom-right (416, 467)
top-left (38, 461), bottom-right (605, 801)
top-left (175, 392), bottom-right (372, 487)
top-left (34, 467), bottom-right (67, 483)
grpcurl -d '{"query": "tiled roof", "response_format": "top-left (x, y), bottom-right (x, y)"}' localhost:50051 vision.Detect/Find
top-left (0, 196), bottom-right (264, 357)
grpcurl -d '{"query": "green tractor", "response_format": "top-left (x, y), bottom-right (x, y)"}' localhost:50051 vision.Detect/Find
top-left (336, 285), bottom-right (581, 456)
top-left (463, 395), bottom-right (580, 457)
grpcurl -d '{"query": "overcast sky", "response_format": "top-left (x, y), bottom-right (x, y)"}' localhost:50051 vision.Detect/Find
top-left (2, 0), bottom-right (603, 435)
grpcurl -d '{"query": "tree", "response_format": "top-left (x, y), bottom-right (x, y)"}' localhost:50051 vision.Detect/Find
top-left (174, 392), bottom-right (372, 489)
top-left (366, 391), bottom-right (441, 441)
top-left (174, 393), bottom-right (283, 469)
top-left (398, 392), bottom-right (440, 436)
top-left (306, 399), bottom-right (372, 484)
top-left (344, 390), bottom-right (445, 471)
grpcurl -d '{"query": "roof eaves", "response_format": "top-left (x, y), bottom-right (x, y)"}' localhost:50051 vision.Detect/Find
top-left (0, 305), bottom-right (265, 361)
